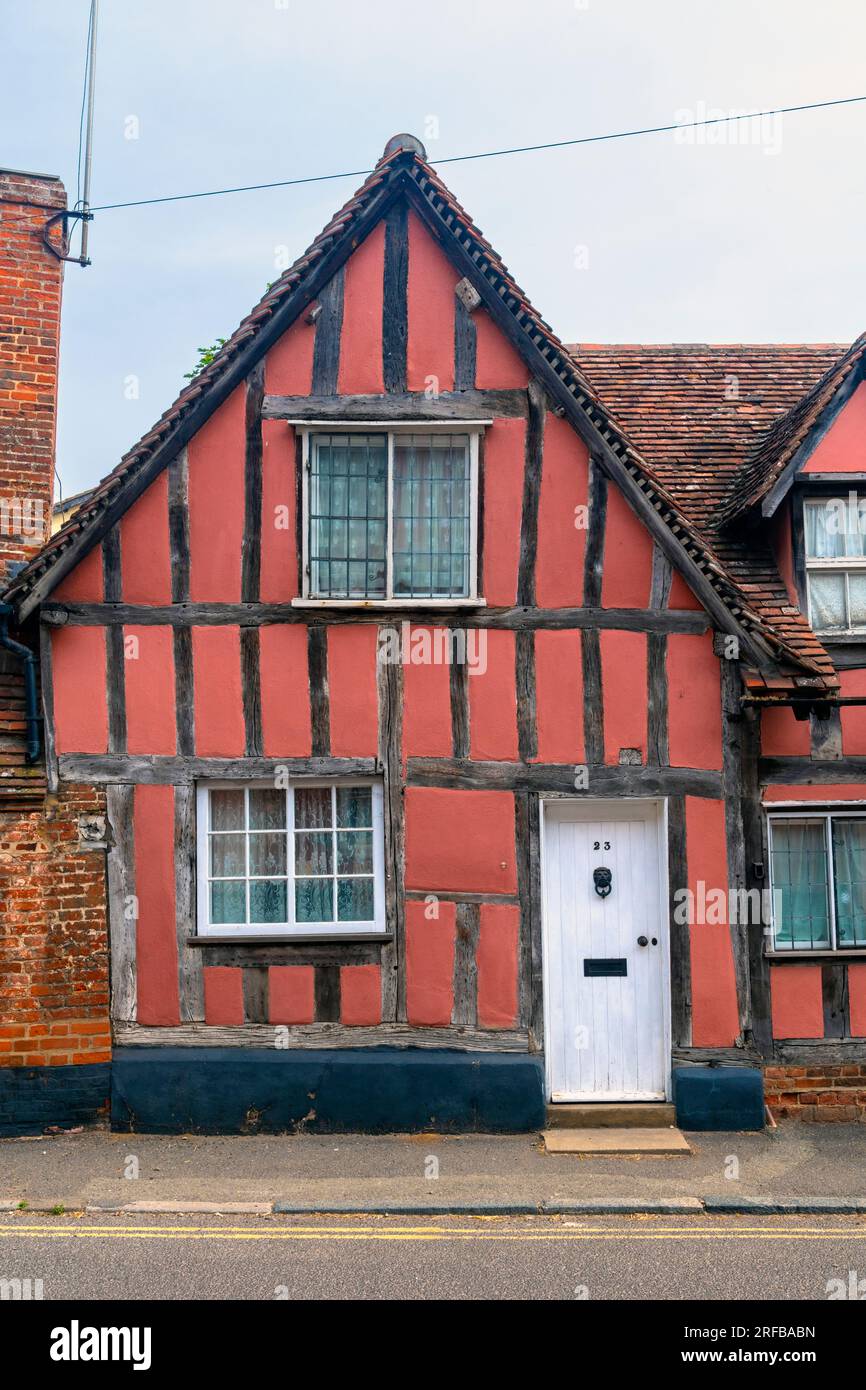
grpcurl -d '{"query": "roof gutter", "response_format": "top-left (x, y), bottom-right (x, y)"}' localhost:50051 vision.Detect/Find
top-left (0, 603), bottom-right (41, 763)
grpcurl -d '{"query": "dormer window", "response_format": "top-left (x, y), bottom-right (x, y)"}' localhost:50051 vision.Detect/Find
top-left (804, 495), bottom-right (866, 633)
top-left (297, 425), bottom-right (481, 607)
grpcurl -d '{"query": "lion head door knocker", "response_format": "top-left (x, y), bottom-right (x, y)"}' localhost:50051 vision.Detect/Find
top-left (593, 866), bottom-right (612, 899)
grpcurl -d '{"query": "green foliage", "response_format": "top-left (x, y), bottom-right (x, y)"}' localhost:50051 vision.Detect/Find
top-left (183, 285), bottom-right (279, 381)
top-left (184, 338), bottom-right (228, 380)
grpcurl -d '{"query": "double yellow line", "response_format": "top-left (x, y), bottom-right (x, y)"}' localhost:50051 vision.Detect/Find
top-left (1, 1223), bottom-right (865, 1242)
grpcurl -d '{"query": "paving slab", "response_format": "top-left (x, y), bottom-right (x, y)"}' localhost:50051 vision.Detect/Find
top-left (543, 1127), bottom-right (691, 1155)
top-left (1, 1124), bottom-right (864, 1212)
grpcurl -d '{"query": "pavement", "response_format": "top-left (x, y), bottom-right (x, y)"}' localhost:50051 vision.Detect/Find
top-left (2, 1211), bottom-right (865, 1301)
top-left (1, 1122), bottom-right (865, 1215)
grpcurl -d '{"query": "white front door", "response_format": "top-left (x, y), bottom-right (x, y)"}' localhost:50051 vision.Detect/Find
top-left (541, 799), bottom-right (670, 1102)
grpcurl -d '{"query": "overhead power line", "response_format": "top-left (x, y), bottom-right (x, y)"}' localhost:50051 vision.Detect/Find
top-left (88, 93), bottom-right (866, 214)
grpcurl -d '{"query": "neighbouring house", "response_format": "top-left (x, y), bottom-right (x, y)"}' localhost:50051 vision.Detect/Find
top-left (51, 486), bottom-right (96, 535)
top-left (0, 167), bottom-right (110, 1137)
top-left (2, 134), bottom-right (866, 1135)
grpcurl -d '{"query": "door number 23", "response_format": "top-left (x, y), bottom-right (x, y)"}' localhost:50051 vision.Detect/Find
top-left (593, 840), bottom-right (611, 851)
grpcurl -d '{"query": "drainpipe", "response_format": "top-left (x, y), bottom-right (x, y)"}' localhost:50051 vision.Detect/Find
top-left (0, 603), bottom-right (41, 764)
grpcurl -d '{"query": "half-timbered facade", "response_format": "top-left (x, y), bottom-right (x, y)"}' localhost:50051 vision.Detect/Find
top-left (4, 135), bottom-right (866, 1132)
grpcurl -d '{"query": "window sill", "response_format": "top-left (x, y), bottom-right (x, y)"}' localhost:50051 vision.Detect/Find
top-left (292, 598), bottom-right (486, 611)
top-left (189, 933), bottom-right (393, 946)
top-left (765, 948), bottom-right (866, 960)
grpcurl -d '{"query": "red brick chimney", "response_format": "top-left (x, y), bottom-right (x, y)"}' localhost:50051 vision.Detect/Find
top-left (0, 169), bottom-right (67, 581)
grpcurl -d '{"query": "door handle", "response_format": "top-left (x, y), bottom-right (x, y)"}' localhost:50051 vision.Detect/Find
top-left (637, 936), bottom-right (649, 947)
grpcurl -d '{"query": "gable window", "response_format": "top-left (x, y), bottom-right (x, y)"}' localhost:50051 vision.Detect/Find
top-left (804, 495), bottom-right (866, 632)
top-left (196, 780), bottom-right (385, 938)
top-left (300, 427), bottom-right (480, 603)
top-left (768, 811), bottom-right (866, 951)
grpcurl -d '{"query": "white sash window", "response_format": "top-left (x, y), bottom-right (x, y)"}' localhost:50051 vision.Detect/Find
top-left (804, 495), bottom-right (866, 633)
top-left (196, 780), bottom-right (385, 938)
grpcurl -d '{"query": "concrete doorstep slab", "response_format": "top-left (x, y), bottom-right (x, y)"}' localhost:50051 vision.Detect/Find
top-left (543, 1127), bottom-right (692, 1156)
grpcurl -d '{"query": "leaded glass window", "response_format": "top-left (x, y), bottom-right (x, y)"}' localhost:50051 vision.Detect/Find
top-left (309, 434), bottom-right (387, 598)
top-left (304, 429), bottom-right (477, 601)
top-left (769, 812), bottom-right (866, 951)
top-left (197, 782), bottom-right (384, 936)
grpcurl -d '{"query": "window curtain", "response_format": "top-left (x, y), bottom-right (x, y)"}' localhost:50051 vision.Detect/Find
top-left (393, 434), bottom-right (469, 597)
top-left (832, 819), bottom-right (866, 947)
top-left (771, 820), bottom-right (830, 948)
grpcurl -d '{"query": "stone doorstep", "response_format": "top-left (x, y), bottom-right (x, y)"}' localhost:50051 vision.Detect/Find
top-left (543, 1127), bottom-right (692, 1156)
top-left (546, 1103), bottom-right (676, 1129)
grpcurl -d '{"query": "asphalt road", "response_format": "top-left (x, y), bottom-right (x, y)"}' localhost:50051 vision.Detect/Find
top-left (1, 1212), bottom-right (865, 1301)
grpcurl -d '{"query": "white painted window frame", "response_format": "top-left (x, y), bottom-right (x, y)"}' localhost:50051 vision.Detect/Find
top-left (195, 778), bottom-right (385, 938)
top-left (804, 495), bottom-right (866, 635)
top-left (767, 807), bottom-right (866, 953)
top-left (294, 422), bottom-right (485, 609)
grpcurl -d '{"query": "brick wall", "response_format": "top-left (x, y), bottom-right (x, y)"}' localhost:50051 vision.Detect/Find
top-left (0, 168), bottom-right (66, 578)
top-left (0, 783), bottom-right (109, 1071)
top-left (0, 166), bottom-right (110, 1116)
top-left (764, 1065), bottom-right (866, 1122)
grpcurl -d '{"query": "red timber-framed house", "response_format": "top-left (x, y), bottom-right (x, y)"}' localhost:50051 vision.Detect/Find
top-left (3, 134), bottom-right (866, 1133)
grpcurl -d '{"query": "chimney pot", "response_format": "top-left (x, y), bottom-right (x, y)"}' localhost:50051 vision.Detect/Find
top-left (381, 133), bottom-right (427, 162)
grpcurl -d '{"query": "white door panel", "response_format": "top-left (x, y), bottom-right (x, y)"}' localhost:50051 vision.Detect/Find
top-left (542, 800), bottom-right (670, 1102)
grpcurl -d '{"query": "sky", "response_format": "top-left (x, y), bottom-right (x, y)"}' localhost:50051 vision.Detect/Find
top-left (3, 0), bottom-right (866, 498)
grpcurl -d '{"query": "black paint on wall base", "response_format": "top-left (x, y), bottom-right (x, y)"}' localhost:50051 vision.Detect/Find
top-left (0, 1063), bottom-right (111, 1138)
top-left (672, 1065), bottom-right (765, 1131)
top-left (111, 1047), bottom-right (547, 1135)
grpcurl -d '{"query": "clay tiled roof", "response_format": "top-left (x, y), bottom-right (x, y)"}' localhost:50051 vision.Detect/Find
top-left (569, 343), bottom-right (849, 682)
top-left (2, 143), bottom-right (844, 683)
top-left (716, 333), bottom-right (866, 524)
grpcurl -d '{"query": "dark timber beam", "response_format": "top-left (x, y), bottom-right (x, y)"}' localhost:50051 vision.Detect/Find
top-left (106, 783), bottom-right (136, 1024)
top-left (453, 294), bottom-right (477, 391)
top-left (515, 381), bottom-right (544, 761)
top-left (39, 622), bottom-right (58, 793)
top-left (407, 758), bottom-right (724, 797)
top-left (647, 545), bottom-right (672, 767)
top-left (113, 1021), bottom-right (531, 1052)
top-left (452, 901), bottom-right (480, 1028)
top-left (667, 793), bottom-right (692, 1047)
top-left (581, 455), bottom-right (607, 765)
top-left (310, 265), bottom-right (344, 396)
top-left (449, 635), bottom-right (470, 759)
top-left (175, 783), bottom-right (204, 1022)
top-left (261, 389), bottom-right (528, 421)
top-left (382, 201), bottom-right (408, 393)
top-left (307, 627), bottom-right (330, 757)
top-left (377, 622), bottom-right (406, 1023)
top-left (516, 788), bottom-right (543, 1048)
top-left (102, 526), bottom-right (126, 755)
top-left (720, 658), bottom-right (752, 1038)
top-left (241, 627), bottom-right (262, 758)
top-left (58, 754), bottom-right (378, 785)
top-left (41, 603), bottom-right (711, 634)
top-left (168, 447), bottom-right (191, 604)
top-left (760, 756), bottom-right (866, 784)
top-left (241, 361), bottom-right (265, 604)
